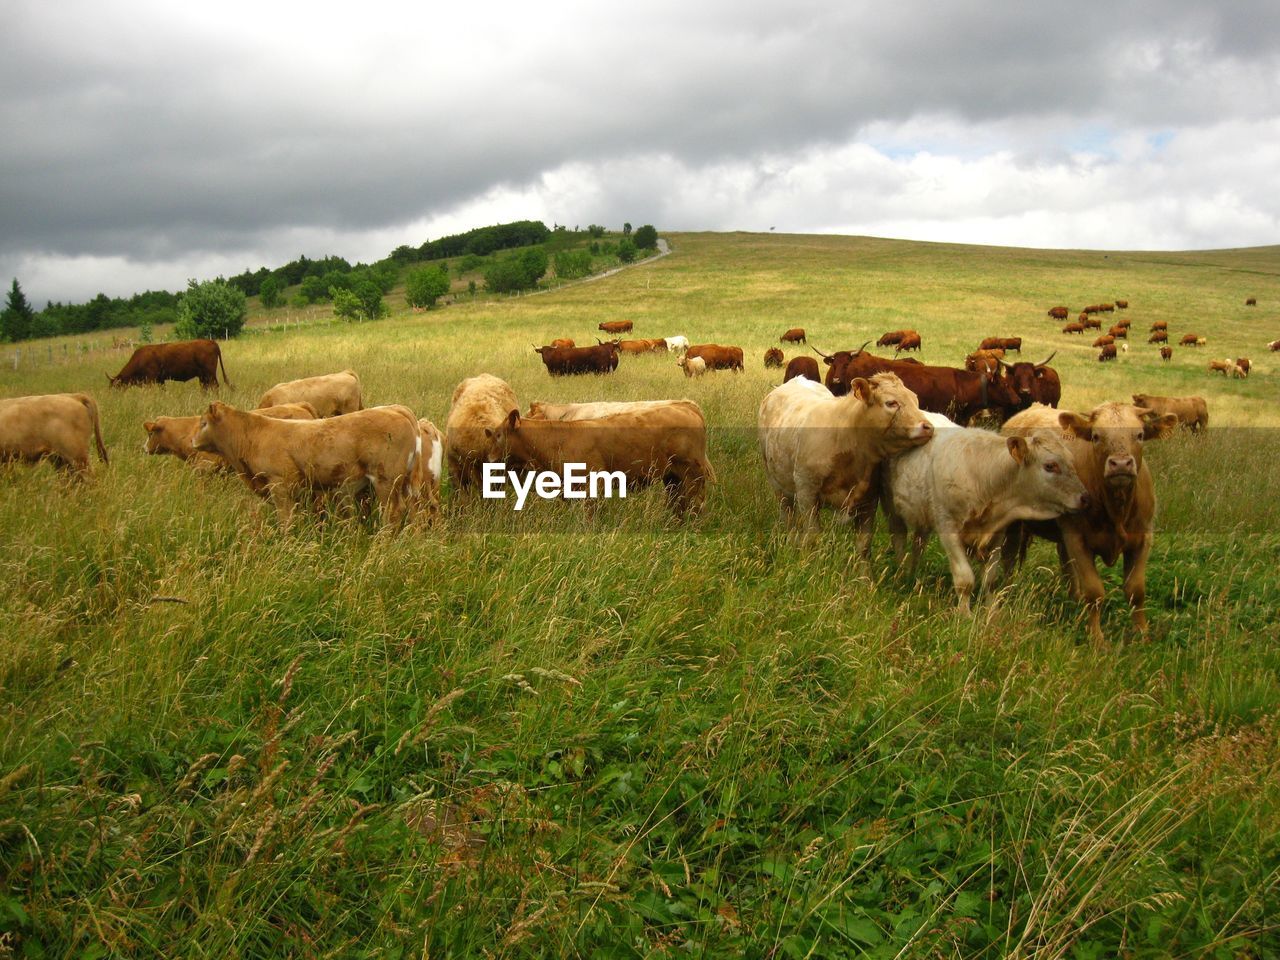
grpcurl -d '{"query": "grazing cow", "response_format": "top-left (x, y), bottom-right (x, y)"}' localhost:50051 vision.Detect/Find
top-left (1115, 299), bottom-right (1129, 309)
top-left (144, 402), bottom-right (319, 471)
top-left (1149, 320), bottom-right (1167, 332)
top-left (678, 355), bottom-right (707, 377)
top-left (1246, 297), bottom-right (1257, 306)
top-left (1093, 334), bottom-right (1115, 348)
top-left (1083, 305), bottom-right (1102, 315)
top-left (782, 355), bottom-right (821, 384)
top-left (1196, 336), bottom-right (1207, 347)
top-left (1098, 344), bottom-right (1117, 361)
top-left (686, 344), bottom-right (744, 371)
top-left (445, 374), bottom-right (519, 488)
top-left (1063, 322), bottom-right (1086, 334)
top-left (1234, 357), bottom-right (1251, 377)
top-left (664, 336), bottom-right (690, 359)
top-left (1082, 315), bottom-right (1103, 330)
top-left (1100, 303), bottom-right (1115, 313)
top-left (1114, 318), bottom-right (1131, 329)
top-left (487, 402), bottom-right (714, 517)
top-left (410, 419), bottom-right (445, 524)
top-left (619, 338), bottom-right (668, 354)
top-left (1108, 325), bottom-right (1128, 339)
top-left (883, 413), bottom-right (1087, 612)
top-left (1131, 393), bottom-right (1208, 432)
top-left (0, 393), bottom-right (108, 478)
top-left (980, 337), bottom-right (1022, 353)
top-left (527, 399), bottom-right (689, 421)
top-left (757, 374), bottom-right (933, 554)
top-left (1048, 306), bottom-right (1070, 320)
top-left (877, 330), bottom-right (910, 347)
top-left (1271, 340), bottom-right (1280, 352)
top-left (764, 347), bottom-right (785, 368)
top-left (1003, 402), bottom-right (1178, 642)
top-left (1209, 358), bottom-right (1233, 376)
top-left (996, 353), bottom-right (1061, 410)
top-left (1160, 346), bottom-right (1173, 360)
top-left (108, 339), bottom-right (230, 390)
top-left (598, 320), bottom-right (633, 334)
top-left (192, 402), bottom-right (421, 529)
top-left (895, 332), bottom-right (923, 353)
top-left (1179, 333), bottom-right (1200, 346)
top-left (258, 370), bottom-right (362, 417)
top-left (549, 338), bottom-right (575, 349)
top-left (1148, 330), bottom-right (1168, 344)
top-left (533, 341), bottom-right (621, 376)
top-left (780, 328), bottom-right (806, 344)
top-left (965, 349), bottom-right (1006, 375)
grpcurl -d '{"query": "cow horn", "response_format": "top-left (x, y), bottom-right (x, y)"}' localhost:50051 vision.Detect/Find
top-left (854, 339), bottom-right (872, 356)
top-left (1035, 351), bottom-right (1057, 368)
top-left (995, 357), bottom-right (1012, 370)
top-left (810, 343), bottom-right (832, 360)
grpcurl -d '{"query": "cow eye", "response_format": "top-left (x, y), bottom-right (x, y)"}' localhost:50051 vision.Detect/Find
top-left (885, 399), bottom-right (899, 410)
top-left (1044, 461), bottom-right (1061, 474)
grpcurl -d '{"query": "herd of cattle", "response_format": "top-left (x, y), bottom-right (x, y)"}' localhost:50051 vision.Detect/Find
top-left (3, 298), bottom-right (1262, 644)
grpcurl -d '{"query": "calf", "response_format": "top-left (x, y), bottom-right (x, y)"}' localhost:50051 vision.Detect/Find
top-left (664, 336), bottom-right (690, 359)
top-left (618, 338), bottom-right (668, 354)
top-left (0, 393), bottom-right (108, 478)
top-left (782, 355), bottom-right (821, 384)
top-left (1131, 393), bottom-right (1208, 432)
top-left (1246, 297), bottom-right (1257, 306)
top-left (144, 402), bottom-right (319, 471)
top-left (258, 370), bottom-right (362, 417)
top-left (1234, 357), bottom-right (1251, 377)
top-left (764, 347), bottom-right (785, 368)
top-left (445, 374), bottom-right (519, 488)
top-left (883, 413), bottom-right (1087, 612)
top-left (1271, 339), bottom-right (1280, 352)
top-left (678, 355), bottom-right (707, 377)
top-left (1115, 299), bottom-right (1129, 309)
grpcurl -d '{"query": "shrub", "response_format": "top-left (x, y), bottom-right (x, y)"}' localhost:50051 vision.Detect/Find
top-left (634, 225), bottom-right (658, 250)
top-left (174, 278), bottom-right (247, 339)
top-left (617, 238), bottom-right (637, 264)
top-left (484, 247), bottom-right (549, 294)
top-left (259, 275), bottom-right (283, 309)
top-left (554, 250), bottom-right (594, 280)
top-left (405, 266), bottom-right (451, 309)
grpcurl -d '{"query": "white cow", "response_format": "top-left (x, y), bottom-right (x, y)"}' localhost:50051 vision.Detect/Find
top-left (665, 336), bottom-right (689, 359)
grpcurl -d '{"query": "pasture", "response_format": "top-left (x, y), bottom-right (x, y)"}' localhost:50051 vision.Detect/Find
top-left (2, 231), bottom-right (1279, 957)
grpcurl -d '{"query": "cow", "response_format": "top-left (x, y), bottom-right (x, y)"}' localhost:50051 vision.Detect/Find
top-left (143, 402), bottom-right (319, 471)
top-left (1180, 333), bottom-right (1200, 346)
top-left (258, 370), bottom-right (362, 417)
top-left (764, 347), bottom-right (785, 368)
top-left (1130, 393), bottom-right (1208, 432)
top-left (192, 402), bottom-right (421, 529)
top-left (980, 337), bottom-right (1022, 353)
top-left (1271, 340), bottom-right (1280, 352)
top-left (965, 349), bottom-right (1006, 375)
top-left (895, 332), bottom-right (923, 353)
top-left (445, 374), bottom-right (519, 488)
top-left (780, 328), bottom-right (806, 344)
top-left (1209, 358), bottom-right (1234, 376)
top-left (1196, 337), bottom-right (1207, 347)
top-left (1113, 318), bottom-right (1131, 329)
top-left (0, 393), bottom-right (108, 478)
top-left (526, 399), bottom-right (689, 421)
top-left (619, 338), bottom-right (668, 354)
top-left (1098, 344), bottom-right (1117, 361)
top-left (598, 320), bottom-right (633, 334)
top-left (882, 413), bottom-right (1087, 613)
top-left (1234, 357), bottom-right (1251, 378)
top-left (1100, 303), bottom-right (1115, 313)
top-left (1148, 330), bottom-right (1168, 344)
top-left (782, 355), bottom-right (821, 384)
top-left (533, 341), bottom-right (620, 376)
top-left (757, 373), bottom-right (933, 555)
top-left (1002, 402), bottom-right (1179, 643)
top-left (1160, 346), bottom-right (1173, 360)
top-left (664, 336), bottom-right (690, 359)
top-left (1063, 322), bottom-right (1086, 334)
top-left (678, 355), bottom-right (707, 377)
top-left (108, 339), bottom-right (230, 390)
top-left (410, 419), bottom-right (445, 524)
top-left (1149, 321), bottom-right (1167, 332)
top-left (1108, 325), bottom-right (1128, 339)
top-left (1246, 297), bottom-right (1257, 306)
top-left (549, 338), bottom-right (575, 349)
top-left (1048, 306), bottom-right (1070, 320)
top-left (877, 330), bottom-right (910, 347)
top-left (996, 353), bottom-right (1061, 410)
top-left (1115, 300), bottom-right (1129, 309)
top-left (1082, 315), bottom-right (1103, 330)
top-left (1092, 334), bottom-right (1115, 348)
top-left (1083, 305), bottom-right (1102, 315)
top-left (486, 402), bottom-right (714, 517)
top-left (686, 344), bottom-right (744, 371)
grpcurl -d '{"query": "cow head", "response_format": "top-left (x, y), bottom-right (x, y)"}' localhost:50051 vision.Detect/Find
top-left (998, 352), bottom-right (1056, 406)
top-left (1005, 430), bottom-right (1089, 516)
top-left (192, 401), bottom-right (231, 453)
top-left (1059, 403), bottom-right (1178, 489)
top-left (854, 373), bottom-right (934, 452)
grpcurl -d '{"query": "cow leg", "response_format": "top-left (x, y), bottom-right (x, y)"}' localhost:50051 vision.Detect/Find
top-left (886, 506), bottom-right (909, 562)
top-left (1122, 534), bottom-right (1153, 640)
top-left (1062, 530), bottom-right (1105, 643)
top-left (793, 479), bottom-right (822, 541)
top-left (937, 527), bottom-right (975, 614)
top-left (850, 497), bottom-right (877, 560)
top-left (270, 483), bottom-right (298, 529)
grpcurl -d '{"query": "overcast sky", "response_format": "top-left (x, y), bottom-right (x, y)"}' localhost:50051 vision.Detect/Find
top-left (4, 0), bottom-right (1280, 305)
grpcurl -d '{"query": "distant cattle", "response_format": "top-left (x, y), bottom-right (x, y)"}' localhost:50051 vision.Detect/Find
top-left (782, 356), bottom-right (821, 384)
top-left (1148, 330), bottom-right (1168, 344)
top-left (877, 330), bottom-right (911, 347)
top-left (1063, 322), bottom-right (1086, 334)
top-left (1246, 297), bottom-right (1257, 306)
top-left (549, 338), bottom-right (575, 349)
top-left (780, 328), bottom-right (806, 344)
top-left (980, 337), bottom-right (1022, 353)
top-left (0, 393), bottom-right (108, 478)
top-left (1093, 334), bottom-right (1115, 348)
top-left (1108, 325), bottom-right (1128, 339)
top-left (1115, 299), bottom-right (1129, 309)
top-left (598, 320), bottom-right (633, 334)
top-left (1131, 393), bottom-right (1208, 432)
top-left (894, 332), bottom-right (923, 353)
top-left (258, 370), bottom-right (363, 417)
top-left (678, 355), bottom-right (707, 377)
top-left (144, 402), bottom-right (319, 471)
top-left (445, 374), bottom-right (519, 488)
top-left (1082, 305), bottom-right (1102, 315)
top-left (1196, 336), bottom-right (1207, 346)
top-left (1180, 333), bottom-right (1201, 346)
top-left (1048, 306), bottom-right (1070, 320)
top-left (1270, 339), bottom-right (1280, 352)
top-left (1098, 344), bottom-right (1118, 361)
top-left (1160, 346), bottom-right (1173, 360)
top-left (764, 347), bottom-right (785, 368)
top-left (1209, 358), bottom-right (1233, 376)
top-left (1149, 321), bottom-right (1167, 332)
top-left (1113, 318), bottom-right (1131, 329)
top-left (664, 336), bottom-right (690, 358)
top-left (757, 374), bottom-right (933, 554)
top-left (1100, 303), bottom-right (1115, 313)
top-left (1235, 357), bottom-right (1251, 377)
top-left (618, 338), bottom-right (667, 354)
top-left (109, 339), bottom-right (230, 390)
top-left (686, 344), bottom-right (744, 371)
top-left (1082, 315), bottom-right (1103, 330)
top-left (533, 341), bottom-right (620, 376)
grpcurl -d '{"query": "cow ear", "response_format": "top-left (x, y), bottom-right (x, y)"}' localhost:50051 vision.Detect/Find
top-left (1142, 411), bottom-right (1179, 439)
top-left (143, 420), bottom-right (156, 433)
top-left (1057, 411), bottom-right (1092, 440)
top-left (1006, 436), bottom-right (1029, 465)
top-left (851, 378), bottom-right (873, 404)
top-left (507, 409), bottom-right (520, 431)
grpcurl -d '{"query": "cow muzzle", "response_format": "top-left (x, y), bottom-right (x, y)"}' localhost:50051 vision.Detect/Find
top-left (911, 420), bottom-right (934, 441)
top-left (1104, 455), bottom-right (1137, 481)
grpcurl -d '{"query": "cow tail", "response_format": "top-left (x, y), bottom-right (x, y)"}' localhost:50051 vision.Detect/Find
top-left (80, 394), bottom-right (109, 464)
top-left (216, 343), bottom-right (233, 389)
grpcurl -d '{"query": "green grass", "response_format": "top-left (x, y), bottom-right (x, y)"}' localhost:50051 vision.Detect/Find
top-left (1, 231), bottom-right (1278, 958)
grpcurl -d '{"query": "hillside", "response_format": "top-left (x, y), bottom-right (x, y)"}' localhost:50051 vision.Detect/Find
top-left (1, 231), bottom-right (1278, 958)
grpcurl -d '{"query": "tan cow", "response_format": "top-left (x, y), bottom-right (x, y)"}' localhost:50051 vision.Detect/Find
top-left (618, 338), bottom-right (668, 354)
top-left (1209, 358), bottom-right (1234, 375)
top-left (678, 356), bottom-right (707, 377)
top-left (526, 399), bottom-right (688, 421)
top-left (410, 418), bottom-right (445, 523)
top-left (444, 374), bottom-right (519, 488)
top-left (486, 401), bottom-right (714, 516)
top-left (757, 373), bottom-right (934, 555)
top-left (1003, 402), bottom-right (1178, 643)
top-left (1130, 393), bottom-right (1208, 432)
top-left (0, 393), bottom-right (108, 478)
top-left (257, 370), bottom-right (362, 417)
top-left (143, 402), bottom-right (319, 471)
top-left (192, 402), bottom-right (420, 528)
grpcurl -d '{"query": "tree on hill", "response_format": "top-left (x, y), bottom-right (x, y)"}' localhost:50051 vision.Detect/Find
top-left (617, 238), bottom-right (637, 264)
top-left (1, 279), bottom-right (35, 342)
top-left (405, 265), bottom-right (451, 309)
top-left (634, 225), bottom-right (658, 251)
top-left (174, 279), bottom-right (247, 339)
top-left (484, 247), bottom-right (549, 294)
top-left (259, 275), bottom-right (284, 309)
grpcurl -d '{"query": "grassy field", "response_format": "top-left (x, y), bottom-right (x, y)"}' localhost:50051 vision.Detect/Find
top-left (2, 231), bottom-right (1278, 958)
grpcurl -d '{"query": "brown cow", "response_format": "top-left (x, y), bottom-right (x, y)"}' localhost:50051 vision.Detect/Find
top-left (979, 337), bottom-right (1022, 353)
top-left (1003, 402), bottom-right (1179, 643)
top-left (618, 338), bottom-right (668, 354)
top-left (1062, 322), bottom-right (1086, 334)
top-left (1115, 299), bottom-right (1129, 309)
top-left (258, 370), bottom-right (362, 417)
top-left (876, 330), bottom-right (910, 347)
top-left (1098, 344), bottom-right (1117, 361)
top-left (445, 374), bottom-right (519, 488)
top-left (764, 347), bottom-right (785, 368)
top-left (1108, 325), bottom-right (1128, 339)
top-left (783, 355), bottom-right (821, 384)
top-left (1082, 305), bottom-right (1101, 315)
top-left (1093, 334), bottom-right (1115, 348)
top-left (1048, 306), bottom-right (1070, 320)
top-left (1180, 333), bottom-right (1200, 346)
top-left (1113, 318), bottom-right (1131, 329)
top-left (1148, 330), bottom-right (1168, 344)
top-left (598, 320), bottom-right (633, 334)
top-left (1149, 320), bottom-right (1167, 332)
top-left (1246, 297), bottom-right (1257, 306)
top-left (533, 341), bottom-right (621, 375)
top-left (549, 338), bottom-right (575, 349)
top-left (895, 332), bottom-right (923, 353)
top-left (1160, 346), bottom-right (1173, 360)
top-left (966, 349), bottom-right (1006, 374)
top-left (996, 353), bottom-right (1061, 411)
top-left (144, 402), bottom-right (319, 471)
top-left (1234, 358), bottom-right (1251, 377)
top-left (780, 328), bottom-right (806, 344)
top-left (1100, 303), bottom-right (1115, 313)
top-left (486, 402), bottom-right (714, 517)
top-left (1131, 393), bottom-right (1208, 432)
top-left (108, 339), bottom-right (230, 390)
top-left (192, 402), bottom-right (421, 528)
top-left (0, 393), bottom-right (108, 478)
top-left (686, 344), bottom-right (744, 371)
top-left (1270, 340), bottom-right (1280, 352)
top-left (1082, 315), bottom-right (1103, 330)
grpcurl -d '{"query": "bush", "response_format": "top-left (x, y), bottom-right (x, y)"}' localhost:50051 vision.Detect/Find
top-left (299, 276), bottom-right (328, 303)
top-left (456, 254), bottom-right (487, 275)
top-left (259, 275), bottom-right (283, 309)
top-left (554, 250), bottom-right (594, 280)
top-left (634, 225), bottom-right (658, 251)
top-left (484, 247), bottom-right (549, 294)
top-left (174, 279), bottom-right (247, 339)
top-left (587, 224), bottom-right (606, 238)
top-left (617, 238), bottom-right (637, 264)
top-left (331, 281), bottom-right (388, 322)
top-left (405, 266), bottom-right (451, 309)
